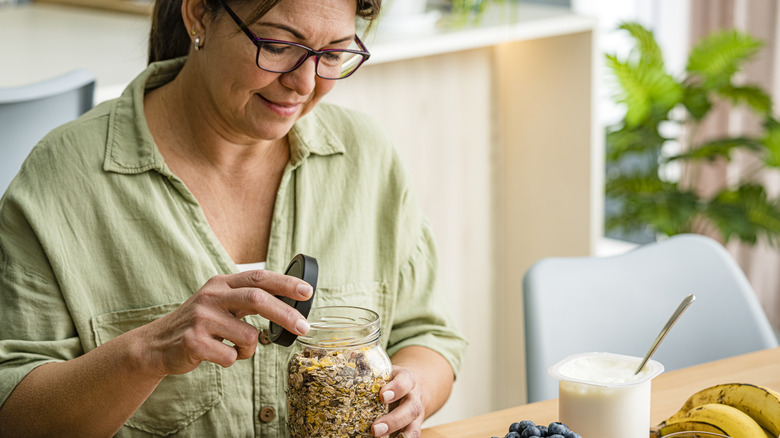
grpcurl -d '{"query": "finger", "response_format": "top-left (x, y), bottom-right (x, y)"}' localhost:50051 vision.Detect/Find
top-left (373, 392), bottom-right (425, 437)
top-left (381, 367), bottom-right (416, 404)
top-left (396, 418), bottom-right (424, 438)
top-left (194, 284), bottom-right (310, 337)
top-left (223, 270), bottom-right (313, 300)
top-left (224, 286), bottom-right (310, 336)
top-left (183, 306), bottom-right (260, 361)
top-left (207, 314), bottom-right (259, 360)
top-left (183, 331), bottom-right (240, 368)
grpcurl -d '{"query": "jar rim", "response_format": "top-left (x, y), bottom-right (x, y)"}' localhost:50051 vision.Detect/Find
top-left (309, 305), bottom-right (379, 326)
top-left (296, 306), bottom-right (381, 348)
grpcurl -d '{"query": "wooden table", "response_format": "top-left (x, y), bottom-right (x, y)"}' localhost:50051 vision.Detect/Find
top-left (422, 347), bottom-right (780, 437)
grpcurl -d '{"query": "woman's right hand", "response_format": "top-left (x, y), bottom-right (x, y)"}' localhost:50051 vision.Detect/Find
top-left (134, 270), bottom-right (313, 377)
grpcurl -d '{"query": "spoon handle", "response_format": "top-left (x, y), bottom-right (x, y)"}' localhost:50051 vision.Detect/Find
top-left (635, 294), bottom-right (696, 375)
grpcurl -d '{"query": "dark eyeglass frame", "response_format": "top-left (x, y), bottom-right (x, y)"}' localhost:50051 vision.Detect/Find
top-left (217, 0), bottom-right (371, 80)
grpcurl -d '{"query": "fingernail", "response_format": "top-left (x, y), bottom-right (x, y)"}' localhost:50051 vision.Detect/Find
top-left (382, 390), bottom-right (394, 403)
top-left (295, 318), bottom-right (310, 335)
top-left (372, 422), bottom-right (388, 436)
top-left (297, 283), bottom-right (313, 298)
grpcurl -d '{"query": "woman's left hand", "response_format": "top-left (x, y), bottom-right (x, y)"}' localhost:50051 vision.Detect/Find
top-left (372, 365), bottom-right (425, 437)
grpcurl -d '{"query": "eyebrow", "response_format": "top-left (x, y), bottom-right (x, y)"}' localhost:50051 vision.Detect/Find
top-left (256, 22), bottom-right (354, 45)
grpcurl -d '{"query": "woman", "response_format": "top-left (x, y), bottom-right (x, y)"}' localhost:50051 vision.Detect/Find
top-left (0, 0), bottom-right (466, 436)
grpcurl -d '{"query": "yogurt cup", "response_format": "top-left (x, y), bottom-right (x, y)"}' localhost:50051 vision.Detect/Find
top-left (548, 352), bottom-right (664, 438)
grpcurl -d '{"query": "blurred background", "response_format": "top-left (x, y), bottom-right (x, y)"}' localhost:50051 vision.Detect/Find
top-left (1, 0), bottom-right (778, 429)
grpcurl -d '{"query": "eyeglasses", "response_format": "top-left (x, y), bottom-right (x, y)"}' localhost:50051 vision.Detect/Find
top-left (217, 0), bottom-right (371, 80)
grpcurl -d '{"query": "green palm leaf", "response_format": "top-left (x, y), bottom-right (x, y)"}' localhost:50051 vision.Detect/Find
top-left (687, 30), bottom-right (762, 90)
top-left (718, 85), bottom-right (772, 115)
top-left (761, 120), bottom-right (780, 168)
top-left (606, 22), bottom-right (780, 246)
top-left (704, 185), bottom-right (780, 244)
top-left (606, 186), bottom-right (700, 237)
top-left (618, 21), bottom-right (664, 68)
top-left (606, 54), bottom-right (682, 126)
top-left (606, 125), bottom-right (666, 160)
top-left (682, 86), bottom-right (711, 121)
top-left (665, 137), bottom-right (763, 162)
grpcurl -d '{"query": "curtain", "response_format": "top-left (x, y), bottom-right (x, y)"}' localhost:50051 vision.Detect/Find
top-left (689, 0), bottom-right (780, 334)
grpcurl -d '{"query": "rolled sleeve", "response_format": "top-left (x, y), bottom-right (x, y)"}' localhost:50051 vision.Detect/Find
top-left (0, 192), bottom-right (82, 407)
top-left (386, 219), bottom-right (468, 378)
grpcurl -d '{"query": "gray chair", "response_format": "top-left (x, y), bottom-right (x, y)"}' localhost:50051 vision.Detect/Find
top-left (523, 233), bottom-right (779, 403)
top-left (0, 69), bottom-right (95, 195)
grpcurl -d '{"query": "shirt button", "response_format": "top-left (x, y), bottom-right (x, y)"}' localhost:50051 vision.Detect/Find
top-left (259, 406), bottom-right (276, 423)
top-left (258, 329), bottom-right (271, 345)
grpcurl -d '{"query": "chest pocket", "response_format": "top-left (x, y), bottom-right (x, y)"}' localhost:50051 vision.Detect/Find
top-left (91, 303), bottom-right (223, 437)
top-left (314, 282), bottom-right (393, 345)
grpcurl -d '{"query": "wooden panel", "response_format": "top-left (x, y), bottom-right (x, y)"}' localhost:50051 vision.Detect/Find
top-left (324, 49), bottom-right (496, 425)
top-left (494, 30), bottom-right (596, 409)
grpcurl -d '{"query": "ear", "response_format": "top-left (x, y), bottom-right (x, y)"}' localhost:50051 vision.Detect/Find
top-left (181, 0), bottom-right (209, 38)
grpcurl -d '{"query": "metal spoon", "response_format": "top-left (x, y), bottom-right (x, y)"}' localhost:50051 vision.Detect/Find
top-left (635, 293), bottom-right (696, 375)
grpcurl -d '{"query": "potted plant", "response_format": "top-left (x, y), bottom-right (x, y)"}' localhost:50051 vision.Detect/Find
top-left (605, 22), bottom-right (780, 245)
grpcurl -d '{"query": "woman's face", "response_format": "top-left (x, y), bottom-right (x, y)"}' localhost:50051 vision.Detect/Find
top-left (198, 0), bottom-right (358, 143)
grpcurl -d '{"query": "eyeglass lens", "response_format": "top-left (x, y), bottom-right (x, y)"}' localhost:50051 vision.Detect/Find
top-left (257, 41), bottom-right (365, 79)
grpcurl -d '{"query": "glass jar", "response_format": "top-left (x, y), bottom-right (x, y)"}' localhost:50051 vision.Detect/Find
top-left (285, 306), bottom-right (392, 438)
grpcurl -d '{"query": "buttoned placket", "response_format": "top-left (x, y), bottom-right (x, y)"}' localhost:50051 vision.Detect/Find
top-left (253, 159), bottom-right (300, 437)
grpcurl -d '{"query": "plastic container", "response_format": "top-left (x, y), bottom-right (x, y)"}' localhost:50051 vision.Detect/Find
top-left (549, 352), bottom-right (664, 438)
top-left (285, 306), bottom-right (392, 438)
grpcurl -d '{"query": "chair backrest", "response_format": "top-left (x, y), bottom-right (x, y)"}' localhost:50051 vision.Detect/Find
top-left (0, 69), bottom-right (95, 195)
top-left (522, 233), bottom-right (778, 403)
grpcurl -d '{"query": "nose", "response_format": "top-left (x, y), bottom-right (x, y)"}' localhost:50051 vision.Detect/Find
top-left (279, 55), bottom-right (318, 96)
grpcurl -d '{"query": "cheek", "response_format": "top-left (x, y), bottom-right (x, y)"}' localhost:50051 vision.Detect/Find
top-left (317, 79), bottom-right (338, 96)
top-left (303, 79), bottom-right (338, 113)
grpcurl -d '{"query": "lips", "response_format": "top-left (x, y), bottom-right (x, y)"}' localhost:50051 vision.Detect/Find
top-left (257, 94), bottom-right (310, 117)
top-left (268, 98), bottom-right (304, 107)
top-left (257, 94), bottom-right (305, 117)
top-left (259, 94), bottom-right (307, 107)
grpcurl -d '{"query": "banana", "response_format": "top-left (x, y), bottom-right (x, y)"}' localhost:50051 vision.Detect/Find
top-left (659, 403), bottom-right (766, 438)
top-left (664, 383), bottom-right (780, 436)
top-left (659, 420), bottom-right (727, 437)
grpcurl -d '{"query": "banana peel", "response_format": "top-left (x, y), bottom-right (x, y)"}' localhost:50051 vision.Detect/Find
top-left (657, 403), bottom-right (767, 438)
top-left (662, 383), bottom-right (780, 437)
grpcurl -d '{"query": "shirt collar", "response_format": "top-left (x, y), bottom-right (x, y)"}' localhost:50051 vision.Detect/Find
top-left (103, 57), bottom-right (345, 175)
top-left (103, 58), bottom-right (181, 175)
top-left (288, 104), bottom-right (346, 166)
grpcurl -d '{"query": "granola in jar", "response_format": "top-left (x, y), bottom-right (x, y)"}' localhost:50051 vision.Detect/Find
top-left (285, 306), bottom-right (392, 438)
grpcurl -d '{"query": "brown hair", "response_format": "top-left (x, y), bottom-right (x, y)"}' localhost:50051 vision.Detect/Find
top-left (148, 0), bottom-right (382, 64)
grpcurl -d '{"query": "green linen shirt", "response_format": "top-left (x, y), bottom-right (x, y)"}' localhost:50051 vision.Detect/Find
top-left (0, 58), bottom-right (467, 437)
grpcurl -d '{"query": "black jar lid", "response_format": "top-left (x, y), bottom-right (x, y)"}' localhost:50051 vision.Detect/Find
top-left (269, 253), bottom-right (318, 347)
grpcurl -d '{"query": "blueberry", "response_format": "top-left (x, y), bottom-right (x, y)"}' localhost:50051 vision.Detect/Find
top-left (537, 426), bottom-right (548, 436)
top-left (505, 433), bottom-right (521, 438)
top-left (548, 435), bottom-right (565, 438)
top-left (563, 432), bottom-right (581, 438)
top-left (517, 420), bottom-right (536, 432)
top-left (548, 422), bottom-right (569, 435)
top-left (509, 422), bottom-right (522, 432)
top-left (519, 426), bottom-right (541, 438)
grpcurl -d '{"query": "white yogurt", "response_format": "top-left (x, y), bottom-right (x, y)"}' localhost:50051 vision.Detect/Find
top-left (549, 353), bottom-right (664, 438)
